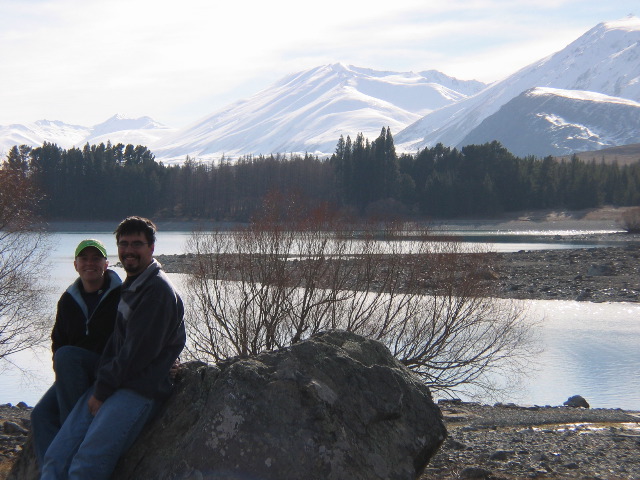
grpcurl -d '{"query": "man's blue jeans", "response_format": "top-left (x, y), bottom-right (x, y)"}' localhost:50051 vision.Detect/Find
top-left (40, 387), bottom-right (156, 480)
top-left (31, 346), bottom-right (100, 467)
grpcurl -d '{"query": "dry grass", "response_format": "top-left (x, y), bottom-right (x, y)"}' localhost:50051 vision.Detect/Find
top-left (620, 207), bottom-right (640, 233)
top-left (555, 143), bottom-right (640, 166)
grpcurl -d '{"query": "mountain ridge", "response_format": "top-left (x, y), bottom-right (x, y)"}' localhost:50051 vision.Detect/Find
top-left (1, 17), bottom-right (639, 162)
top-left (458, 87), bottom-right (640, 157)
top-left (0, 115), bottom-right (174, 156)
top-left (151, 63), bottom-right (485, 162)
top-left (395, 16), bottom-right (640, 153)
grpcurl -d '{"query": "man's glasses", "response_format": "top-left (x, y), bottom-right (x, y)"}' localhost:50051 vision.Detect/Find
top-left (117, 241), bottom-right (149, 249)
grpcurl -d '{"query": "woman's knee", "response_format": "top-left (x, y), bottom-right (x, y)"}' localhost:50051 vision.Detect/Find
top-left (53, 345), bottom-right (82, 369)
top-left (53, 345), bottom-right (98, 373)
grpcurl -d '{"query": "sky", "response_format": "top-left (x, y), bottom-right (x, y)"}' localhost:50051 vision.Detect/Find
top-left (0, 0), bottom-right (637, 129)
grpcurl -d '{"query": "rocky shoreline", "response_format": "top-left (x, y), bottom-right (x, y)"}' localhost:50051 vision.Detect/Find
top-left (491, 243), bottom-right (640, 303)
top-left (2, 400), bottom-right (639, 479)
top-left (425, 400), bottom-right (640, 479)
top-left (156, 241), bottom-right (640, 304)
top-left (0, 404), bottom-right (29, 479)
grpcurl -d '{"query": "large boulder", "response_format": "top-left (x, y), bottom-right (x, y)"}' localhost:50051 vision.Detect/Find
top-left (563, 395), bottom-right (590, 408)
top-left (11, 330), bottom-right (446, 480)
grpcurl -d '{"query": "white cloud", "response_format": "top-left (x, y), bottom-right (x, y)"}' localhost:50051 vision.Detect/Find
top-left (0, 0), bottom-right (637, 127)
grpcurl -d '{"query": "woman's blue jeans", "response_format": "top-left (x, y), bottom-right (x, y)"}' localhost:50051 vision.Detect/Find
top-left (40, 387), bottom-right (156, 480)
top-left (31, 346), bottom-right (100, 467)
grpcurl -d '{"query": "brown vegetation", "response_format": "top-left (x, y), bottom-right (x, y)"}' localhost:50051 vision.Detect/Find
top-left (0, 167), bottom-right (50, 367)
top-left (620, 206), bottom-right (640, 233)
top-left (555, 142), bottom-right (640, 165)
top-left (183, 208), bottom-right (537, 399)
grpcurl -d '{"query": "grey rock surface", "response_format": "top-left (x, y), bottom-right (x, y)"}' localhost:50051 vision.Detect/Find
top-left (9, 331), bottom-right (446, 480)
top-left (564, 395), bottom-right (590, 408)
top-left (114, 330), bottom-right (446, 480)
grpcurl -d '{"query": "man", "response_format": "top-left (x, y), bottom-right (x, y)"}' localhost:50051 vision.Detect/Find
top-left (41, 217), bottom-right (186, 480)
top-left (31, 239), bottom-right (121, 468)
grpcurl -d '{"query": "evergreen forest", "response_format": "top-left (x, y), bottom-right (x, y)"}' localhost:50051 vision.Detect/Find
top-left (3, 128), bottom-right (640, 221)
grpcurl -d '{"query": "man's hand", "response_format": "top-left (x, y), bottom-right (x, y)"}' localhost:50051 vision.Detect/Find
top-left (169, 359), bottom-right (181, 380)
top-left (88, 395), bottom-right (103, 416)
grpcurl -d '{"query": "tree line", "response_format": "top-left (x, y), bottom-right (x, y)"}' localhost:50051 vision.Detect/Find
top-left (3, 129), bottom-right (640, 221)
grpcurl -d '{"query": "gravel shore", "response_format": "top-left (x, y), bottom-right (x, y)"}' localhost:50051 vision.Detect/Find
top-left (156, 240), bottom-right (640, 304)
top-left (491, 243), bottom-right (640, 303)
top-left (2, 400), bottom-right (639, 479)
top-left (0, 404), bottom-right (30, 479)
top-left (424, 400), bottom-right (640, 480)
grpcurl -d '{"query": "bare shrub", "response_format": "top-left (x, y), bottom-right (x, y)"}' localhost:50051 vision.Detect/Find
top-left (184, 213), bottom-right (536, 398)
top-left (0, 166), bottom-right (51, 369)
top-left (620, 207), bottom-right (640, 233)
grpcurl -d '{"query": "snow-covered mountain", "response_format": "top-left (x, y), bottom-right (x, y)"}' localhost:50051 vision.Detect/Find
top-left (459, 87), bottom-right (640, 157)
top-left (2, 17), bottom-right (639, 162)
top-left (86, 114), bottom-right (175, 148)
top-left (0, 120), bottom-right (90, 154)
top-left (151, 64), bottom-right (486, 162)
top-left (0, 114), bottom-right (174, 157)
top-left (395, 16), bottom-right (640, 154)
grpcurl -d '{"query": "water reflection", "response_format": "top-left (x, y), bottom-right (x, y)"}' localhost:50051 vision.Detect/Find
top-left (526, 301), bottom-right (640, 410)
top-left (2, 230), bottom-right (638, 410)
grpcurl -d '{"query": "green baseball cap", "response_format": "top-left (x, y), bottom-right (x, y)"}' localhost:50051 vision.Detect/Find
top-left (75, 239), bottom-right (107, 258)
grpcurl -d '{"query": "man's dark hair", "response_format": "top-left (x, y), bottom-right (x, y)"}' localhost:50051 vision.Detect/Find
top-left (114, 216), bottom-right (157, 245)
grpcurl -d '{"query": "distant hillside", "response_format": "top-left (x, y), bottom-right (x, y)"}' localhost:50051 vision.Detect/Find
top-left (459, 88), bottom-right (640, 157)
top-left (555, 143), bottom-right (640, 165)
top-left (396, 16), bottom-right (640, 156)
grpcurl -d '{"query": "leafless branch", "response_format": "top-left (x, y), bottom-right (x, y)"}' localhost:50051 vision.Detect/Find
top-left (183, 211), bottom-right (538, 398)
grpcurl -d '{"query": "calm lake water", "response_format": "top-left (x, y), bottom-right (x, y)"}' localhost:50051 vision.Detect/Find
top-left (2, 228), bottom-right (638, 410)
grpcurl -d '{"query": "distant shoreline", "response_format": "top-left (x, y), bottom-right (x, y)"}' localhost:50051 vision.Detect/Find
top-left (157, 240), bottom-right (640, 303)
top-left (41, 205), bottom-right (633, 233)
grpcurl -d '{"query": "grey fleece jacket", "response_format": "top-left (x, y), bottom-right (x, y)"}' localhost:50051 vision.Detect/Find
top-left (93, 259), bottom-right (185, 402)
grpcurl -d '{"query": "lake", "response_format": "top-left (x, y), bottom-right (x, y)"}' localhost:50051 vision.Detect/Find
top-left (1, 228), bottom-right (638, 410)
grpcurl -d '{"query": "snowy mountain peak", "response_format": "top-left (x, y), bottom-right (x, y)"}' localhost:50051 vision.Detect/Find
top-left (0, 120), bottom-right (90, 154)
top-left (83, 115), bottom-right (174, 148)
top-left (151, 64), bottom-right (486, 162)
top-left (459, 87), bottom-right (640, 157)
top-left (91, 114), bottom-right (167, 137)
top-left (0, 114), bottom-right (173, 157)
top-left (34, 119), bottom-right (86, 129)
top-left (328, 62), bottom-right (351, 73)
top-left (396, 15), bottom-right (640, 152)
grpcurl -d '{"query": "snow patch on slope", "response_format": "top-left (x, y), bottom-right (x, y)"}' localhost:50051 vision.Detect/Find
top-left (458, 86), bottom-right (640, 156)
top-left (529, 87), bottom-right (640, 105)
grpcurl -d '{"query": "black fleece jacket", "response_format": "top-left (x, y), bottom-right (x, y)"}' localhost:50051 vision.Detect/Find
top-left (51, 270), bottom-right (122, 356)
